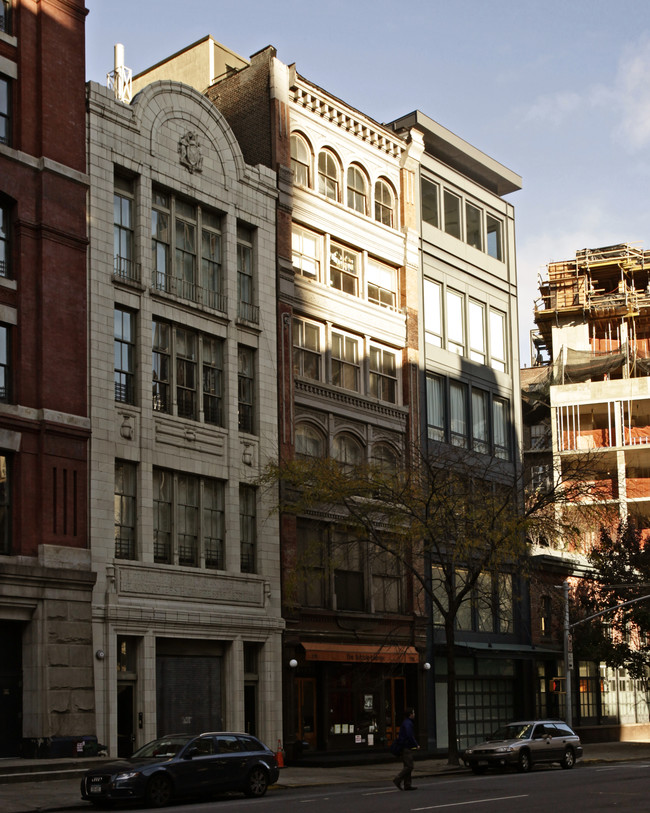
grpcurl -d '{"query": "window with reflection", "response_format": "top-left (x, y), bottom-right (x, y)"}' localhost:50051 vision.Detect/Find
top-left (489, 309), bottom-right (507, 372)
top-left (374, 179), bottom-right (394, 226)
top-left (369, 346), bottom-right (397, 403)
top-left (471, 388), bottom-right (489, 454)
top-left (331, 332), bottom-right (359, 391)
top-left (426, 374), bottom-right (445, 441)
top-left (465, 202), bottom-right (483, 250)
top-left (468, 300), bottom-right (485, 364)
top-left (292, 317), bottom-right (321, 380)
top-left (424, 279), bottom-right (442, 346)
top-left (330, 244), bottom-right (359, 295)
top-left (292, 226), bottom-right (321, 280)
top-left (446, 290), bottom-right (465, 355)
top-left (333, 433), bottom-right (363, 472)
top-left (295, 423), bottom-right (326, 459)
top-left (421, 178), bottom-right (439, 228)
top-left (291, 134), bottom-right (311, 186)
top-left (450, 381), bottom-right (468, 448)
top-left (318, 150), bottom-right (339, 201)
top-left (487, 214), bottom-right (503, 260)
top-left (347, 165), bottom-right (367, 214)
top-left (367, 260), bottom-right (396, 309)
top-left (443, 189), bottom-right (461, 238)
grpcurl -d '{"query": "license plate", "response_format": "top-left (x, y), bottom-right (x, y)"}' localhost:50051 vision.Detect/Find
top-left (477, 760), bottom-right (488, 766)
top-left (90, 786), bottom-right (103, 794)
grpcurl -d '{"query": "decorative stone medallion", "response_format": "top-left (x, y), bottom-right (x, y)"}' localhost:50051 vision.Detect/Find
top-left (178, 131), bottom-right (203, 173)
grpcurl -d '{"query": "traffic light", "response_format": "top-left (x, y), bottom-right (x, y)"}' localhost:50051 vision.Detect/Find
top-left (549, 677), bottom-right (566, 693)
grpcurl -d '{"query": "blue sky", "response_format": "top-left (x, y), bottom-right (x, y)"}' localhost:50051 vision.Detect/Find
top-left (86, 0), bottom-right (650, 365)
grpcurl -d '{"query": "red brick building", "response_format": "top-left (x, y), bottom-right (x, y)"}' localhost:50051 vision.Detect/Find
top-left (0, 0), bottom-right (93, 757)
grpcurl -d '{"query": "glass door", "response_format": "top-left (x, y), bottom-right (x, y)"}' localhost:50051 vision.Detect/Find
top-left (384, 676), bottom-right (406, 745)
top-left (297, 677), bottom-right (317, 749)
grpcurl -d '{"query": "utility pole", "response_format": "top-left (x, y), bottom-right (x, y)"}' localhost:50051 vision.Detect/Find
top-left (560, 583), bottom-right (650, 728)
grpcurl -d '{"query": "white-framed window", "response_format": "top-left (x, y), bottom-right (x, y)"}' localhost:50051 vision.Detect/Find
top-left (330, 243), bottom-right (359, 296)
top-left (331, 331), bottom-right (360, 391)
top-left (450, 381), bottom-right (468, 448)
top-left (367, 259), bottom-right (396, 309)
top-left (347, 164), bottom-right (367, 214)
top-left (291, 133), bottom-right (311, 186)
top-left (318, 149), bottom-right (339, 201)
top-left (292, 225), bottom-right (321, 280)
top-left (426, 374), bottom-right (445, 441)
top-left (489, 309), bottom-right (507, 372)
top-left (369, 345), bottom-right (397, 403)
top-left (114, 174), bottom-right (137, 282)
top-left (468, 300), bottom-right (486, 364)
top-left (446, 289), bottom-right (465, 355)
top-left (471, 388), bottom-right (489, 454)
top-left (487, 214), bottom-right (503, 260)
top-left (422, 178), bottom-right (439, 228)
top-left (114, 307), bottom-right (136, 404)
top-left (237, 224), bottom-right (258, 323)
top-left (493, 396), bottom-right (510, 459)
top-left (292, 317), bottom-right (322, 381)
top-left (443, 189), bottom-right (462, 239)
top-left (374, 178), bottom-right (395, 227)
top-left (424, 279), bottom-right (442, 346)
top-left (115, 460), bottom-right (137, 560)
top-left (465, 201), bottom-right (483, 250)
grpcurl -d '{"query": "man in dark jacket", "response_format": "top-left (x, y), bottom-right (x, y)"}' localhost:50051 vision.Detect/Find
top-left (393, 707), bottom-right (419, 790)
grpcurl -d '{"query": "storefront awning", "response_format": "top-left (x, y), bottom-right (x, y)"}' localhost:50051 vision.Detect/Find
top-left (301, 642), bottom-right (419, 664)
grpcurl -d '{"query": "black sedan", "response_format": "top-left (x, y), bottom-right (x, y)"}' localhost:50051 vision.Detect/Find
top-left (80, 732), bottom-right (280, 807)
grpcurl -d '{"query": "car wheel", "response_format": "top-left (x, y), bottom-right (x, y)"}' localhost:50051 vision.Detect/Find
top-left (244, 766), bottom-right (269, 797)
top-left (145, 773), bottom-right (173, 807)
top-left (560, 747), bottom-right (575, 769)
top-left (470, 765), bottom-right (487, 775)
top-left (516, 749), bottom-right (531, 773)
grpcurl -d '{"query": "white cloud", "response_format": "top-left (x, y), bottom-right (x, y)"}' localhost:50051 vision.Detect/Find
top-left (523, 91), bottom-right (583, 126)
top-left (613, 35), bottom-right (650, 150)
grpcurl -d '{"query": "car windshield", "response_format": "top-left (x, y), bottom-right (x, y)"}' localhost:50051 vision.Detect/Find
top-left (490, 724), bottom-right (534, 740)
top-left (131, 735), bottom-right (192, 759)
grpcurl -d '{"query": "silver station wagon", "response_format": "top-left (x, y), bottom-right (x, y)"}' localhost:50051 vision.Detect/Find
top-left (463, 720), bottom-right (583, 774)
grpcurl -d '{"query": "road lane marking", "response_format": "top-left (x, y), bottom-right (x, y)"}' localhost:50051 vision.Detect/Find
top-left (413, 794), bottom-right (529, 810)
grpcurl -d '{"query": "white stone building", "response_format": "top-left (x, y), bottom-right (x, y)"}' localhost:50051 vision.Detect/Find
top-left (86, 75), bottom-right (283, 756)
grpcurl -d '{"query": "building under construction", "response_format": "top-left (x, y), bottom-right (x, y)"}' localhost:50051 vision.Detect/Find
top-left (528, 243), bottom-right (650, 541)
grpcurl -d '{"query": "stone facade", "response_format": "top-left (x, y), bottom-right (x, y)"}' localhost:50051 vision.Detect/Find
top-left (86, 77), bottom-right (283, 756)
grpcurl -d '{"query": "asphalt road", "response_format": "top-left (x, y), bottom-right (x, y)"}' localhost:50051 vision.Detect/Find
top-left (23, 760), bottom-right (650, 813)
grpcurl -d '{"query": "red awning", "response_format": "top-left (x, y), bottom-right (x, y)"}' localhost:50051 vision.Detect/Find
top-left (300, 642), bottom-right (419, 664)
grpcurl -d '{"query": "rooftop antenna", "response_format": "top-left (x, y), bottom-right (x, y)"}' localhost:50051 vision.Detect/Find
top-left (107, 43), bottom-right (132, 104)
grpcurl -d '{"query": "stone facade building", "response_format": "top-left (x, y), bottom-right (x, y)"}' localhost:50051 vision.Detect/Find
top-left (0, 0), bottom-right (92, 757)
top-left (86, 69), bottom-right (283, 756)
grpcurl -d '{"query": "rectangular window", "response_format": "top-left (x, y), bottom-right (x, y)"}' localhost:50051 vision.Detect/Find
top-left (201, 209), bottom-right (223, 310)
top-left (114, 175), bottom-right (136, 281)
top-left (468, 300), bottom-right (485, 364)
top-left (296, 519), bottom-right (326, 607)
top-left (421, 178), bottom-right (439, 228)
top-left (465, 202), bottom-right (483, 250)
top-left (426, 374), bottom-right (445, 441)
top-left (446, 290), bottom-right (465, 355)
top-left (456, 568), bottom-right (472, 630)
top-left (493, 397), bottom-right (510, 460)
top-left (372, 547), bottom-right (401, 613)
top-left (487, 214), bottom-right (503, 261)
top-left (0, 75), bottom-right (10, 146)
top-left (175, 328), bottom-right (197, 420)
top-left (0, 453), bottom-right (10, 555)
top-left (331, 332), bottom-right (359, 391)
top-left (450, 381), bottom-right (468, 448)
top-left (0, 204), bottom-right (8, 278)
top-left (238, 345), bottom-right (255, 433)
top-left (152, 190), bottom-right (170, 292)
top-left (489, 309), bottom-right (507, 372)
top-left (240, 485), bottom-right (257, 573)
top-left (153, 468), bottom-right (225, 569)
top-left (204, 479), bottom-right (225, 569)
top-left (292, 226), bottom-right (321, 279)
top-left (175, 199), bottom-right (197, 300)
top-left (0, 323), bottom-right (9, 402)
top-left (443, 189), bottom-right (461, 239)
top-left (237, 225), bottom-right (258, 323)
top-left (497, 573), bottom-right (513, 633)
top-left (114, 460), bottom-right (136, 560)
top-left (424, 279), bottom-right (442, 346)
top-left (114, 308), bottom-right (135, 404)
top-left (153, 468), bottom-right (172, 564)
top-left (471, 388), bottom-right (489, 454)
top-left (367, 260), bottom-right (396, 309)
top-left (369, 346), bottom-right (397, 403)
top-left (1, 2), bottom-right (11, 34)
top-left (202, 337), bottom-right (223, 426)
top-left (292, 317), bottom-right (321, 380)
top-left (334, 537), bottom-right (364, 611)
top-left (152, 320), bottom-right (171, 413)
top-left (330, 244), bottom-right (359, 296)
top-left (476, 571), bottom-right (493, 632)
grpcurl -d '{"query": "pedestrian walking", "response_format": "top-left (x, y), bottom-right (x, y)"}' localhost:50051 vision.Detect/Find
top-left (392, 707), bottom-right (419, 791)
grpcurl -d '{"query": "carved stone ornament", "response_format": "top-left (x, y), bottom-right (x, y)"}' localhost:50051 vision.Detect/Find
top-left (178, 130), bottom-right (203, 174)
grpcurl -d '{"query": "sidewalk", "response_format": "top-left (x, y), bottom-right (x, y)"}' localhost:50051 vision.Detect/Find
top-left (1, 741), bottom-right (649, 813)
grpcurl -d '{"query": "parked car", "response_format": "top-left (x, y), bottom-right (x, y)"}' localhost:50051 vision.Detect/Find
top-left (463, 720), bottom-right (583, 774)
top-left (80, 732), bottom-right (280, 807)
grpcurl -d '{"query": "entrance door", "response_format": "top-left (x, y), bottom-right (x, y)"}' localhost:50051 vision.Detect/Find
top-left (296, 678), bottom-right (317, 749)
top-left (244, 683), bottom-right (257, 736)
top-left (0, 621), bottom-right (22, 757)
top-left (117, 683), bottom-right (135, 757)
top-left (384, 677), bottom-right (406, 745)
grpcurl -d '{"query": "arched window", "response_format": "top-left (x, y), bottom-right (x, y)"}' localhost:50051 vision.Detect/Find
top-left (295, 423), bottom-right (326, 459)
top-left (318, 149), bottom-right (339, 201)
top-left (333, 433), bottom-right (364, 472)
top-left (291, 134), bottom-right (311, 187)
top-left (372, 443), bottom-right (399, 474)
top-left (374, 179), bottom-right (394, 227)
top-left (347, 165), bottom-right (367, 214)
